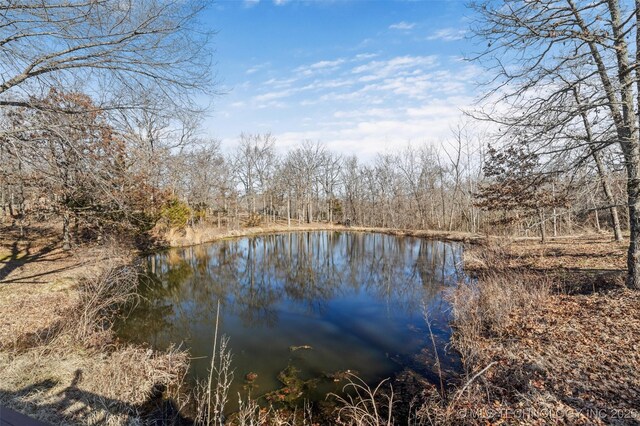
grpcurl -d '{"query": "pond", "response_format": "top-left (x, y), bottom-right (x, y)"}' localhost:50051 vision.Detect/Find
top-left (117, 231), bottom-right (463, 412)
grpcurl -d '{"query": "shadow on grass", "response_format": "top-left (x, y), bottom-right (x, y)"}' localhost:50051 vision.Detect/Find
top-left (0, 370), bottom-right (193, 425)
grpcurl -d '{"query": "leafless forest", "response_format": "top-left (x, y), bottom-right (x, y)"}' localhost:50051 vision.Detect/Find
top-left (1, 2), bottom-right (634, 256)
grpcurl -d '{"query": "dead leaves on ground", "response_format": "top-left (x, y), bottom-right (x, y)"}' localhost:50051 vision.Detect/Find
top-left (471, 289), bottom-right (640, 425)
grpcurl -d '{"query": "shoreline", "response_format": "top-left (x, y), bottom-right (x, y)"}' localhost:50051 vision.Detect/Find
top-left (2, 224), bottom-right (637, 425)
top-left (156, 222), bottom-right (485, 250)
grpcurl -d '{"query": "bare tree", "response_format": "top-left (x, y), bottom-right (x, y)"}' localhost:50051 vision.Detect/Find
top-left (4, 89), bottom-right (156, 247)
top-left (283, 141), bottom-right (325, 223)
top-left (0, 0), bottom-right (213, 113)
top-left (319, 150), bottom-right (342, 223)
top-left (470, 0), bottom-right (640, 287)
top-left (231, 133), bottom-right (276, 217)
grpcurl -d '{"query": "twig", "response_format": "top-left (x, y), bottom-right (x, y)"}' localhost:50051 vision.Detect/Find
top-left (446, 361), bottom-right (497, 415)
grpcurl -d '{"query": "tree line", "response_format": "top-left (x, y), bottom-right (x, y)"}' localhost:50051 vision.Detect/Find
top-left (1, 101), bottom-right (626, 247)
top-left (2, 0), bottom-right (638, 287)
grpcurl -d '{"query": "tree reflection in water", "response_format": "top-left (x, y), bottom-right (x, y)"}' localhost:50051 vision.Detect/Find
top-left (118, 231), bottom-right (463, 409)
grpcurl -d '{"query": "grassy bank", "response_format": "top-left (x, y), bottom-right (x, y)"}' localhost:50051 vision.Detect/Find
top-left (0, 229), bottom-right (190, 425)
top-left (443, 236), bottom-right (640, 425)
top-left (158, 220), bottom-right (483, 248)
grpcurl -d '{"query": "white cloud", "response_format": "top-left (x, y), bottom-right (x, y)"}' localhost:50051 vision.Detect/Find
top-left (333, 108), bottom-right (398, 119)
top-left (215, 52), bottom-right (480, 159)
top-left (245, 62), bottom-right (270, 75)
top-left (308, 59), bottom-right (345, 69)
top-left (274, 107), bottom-right (469, 160)
top-left (389, 21), bottom-right (416, 31)
top-left (352, 55), bottom-right (439, 80)
top-left (354, 53), bottom-right (378, 61)
top-left (294, 58), bottom-right (346, 76)
top-left (253, 89), bottom-right (295, 103)
top-left (427, 28), bottom-right (466, 42)
top-left (263, 77), bottom-right (298, 88)
top-left (243, 0), bottom-right (260, 7)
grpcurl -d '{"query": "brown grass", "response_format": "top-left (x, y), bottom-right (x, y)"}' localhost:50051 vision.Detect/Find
top-left (465, 233), bottom-right (627, 272)
top-left (0, 238), bottom-right (190, 425)
top-left (332, 374), bottom-right (395, 426)
top-left (444, 240), bottom-right (640, 425)
top-left (160, 220), bottom-right (482, 248)
top-left (71, 248), bottom-right (139, 342)
top-left (0, 344), bottom-right (188, 425)
top-left (448, 271), bottom-right (551, 364)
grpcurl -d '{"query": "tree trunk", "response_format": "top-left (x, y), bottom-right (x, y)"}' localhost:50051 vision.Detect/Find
top-left (593, 151), bottom-right (623, 242)
top-left (573, 86), bottom-right (624, 242)
top-left (626, 149), bottom-right (640, 288)
top-left (570, 0), bottom-right (636, 286)
top-left (604, 0), bottom-right (637, 286)
top-left (538, 208), bottom-right (547, 244)
top-left (73, 215), bottom-right (80, 244)
top-left (62, 211), bottom-right (71, 250)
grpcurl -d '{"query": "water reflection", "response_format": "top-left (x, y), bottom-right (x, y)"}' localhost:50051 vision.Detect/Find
top-left (119, 232), bottom-right (463, 408)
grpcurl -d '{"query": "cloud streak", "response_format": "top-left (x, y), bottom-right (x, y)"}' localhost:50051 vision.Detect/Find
top-left (427, 27), bottom-right (466, 41)
top-left (389, 21), bottom-right (416, 30)
top-left (225, 51), bottom-right (479, 157)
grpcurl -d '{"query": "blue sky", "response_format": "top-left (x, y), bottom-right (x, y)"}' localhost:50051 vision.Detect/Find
top-left (203, 0), bottom-right (478, 158)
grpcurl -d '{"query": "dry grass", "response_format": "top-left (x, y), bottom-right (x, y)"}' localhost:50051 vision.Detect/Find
top-left (160, 220), bottom-right (482, 248)
top-left (0, 344), bottom-right (188, 425)
top-left (230, 400), bottom-right (315, 426)
top-left (0, 239), bottom-right (191, 425)
top-left (444, 241), bottom-right (640, 425)
top-left (332, 374), bottom-right (395, 426)
top-left (448, 271), bottom-right (551, 364)
top-left (71, 248), bottom-right (139, 342)
top-left (464, 233), bottom-right (627, 272)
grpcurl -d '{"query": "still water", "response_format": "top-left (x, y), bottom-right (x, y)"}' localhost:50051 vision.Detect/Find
top-left (118, 231), bottom-right (463, 409)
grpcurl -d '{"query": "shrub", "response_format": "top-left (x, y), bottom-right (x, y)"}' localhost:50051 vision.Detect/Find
top-left (246, 213), bottom-right (262, 227)
top-left (161, 199), bottom-right (192, 229)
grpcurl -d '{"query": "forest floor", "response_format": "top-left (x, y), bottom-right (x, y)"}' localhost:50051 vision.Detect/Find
top-left (1, 223), bottom-right (638, 425)
top-left (449, 234), bottom-right (640, 425)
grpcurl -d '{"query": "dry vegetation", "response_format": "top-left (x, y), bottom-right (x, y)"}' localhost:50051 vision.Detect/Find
top-left (442, 235), bottom-right (640, 425)
top-left (3, 224), bottom-right (639, 426)
top-left (0, 226), bottom-right (190, 425)
top-left (159, 219), bottom-right (481, 248)
top-left (464, 234), bottom-right (627, 272)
